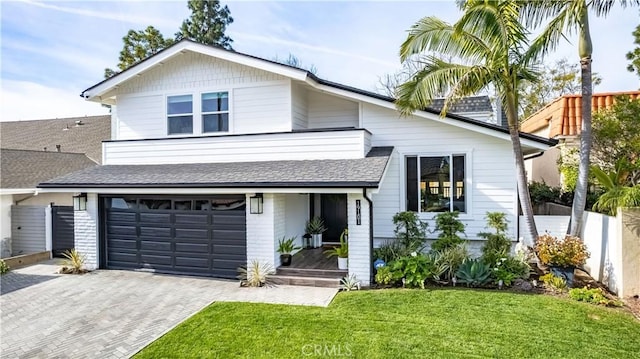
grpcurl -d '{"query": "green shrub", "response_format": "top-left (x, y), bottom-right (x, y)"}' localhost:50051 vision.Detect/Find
top-left (479, 212), bottom-right (512, 265)
top-left (568, 286), bottom-right (622, 306)
top-left (529, 181), bottom-right (561, 206)
top-left (373, 240), bottom-right (405, 263)
top-left (455, 259), bottom-right (491, 287)
top-left (392, 211), bottom-right (428, 253)
top-left (431, 212), bottom-right (465, 251)
top-left (374, 265), bottom-right (394, 286)
top-left (492, 257), bottom-right (530, 286)
top-left (388, 253), bottom-right (445, 289)
top-left (433, 243), bottom-right (470, 283)
top-left (0, 259), bottom-right (9, 275)
top-left (540, 273), bottom-right (567, 293)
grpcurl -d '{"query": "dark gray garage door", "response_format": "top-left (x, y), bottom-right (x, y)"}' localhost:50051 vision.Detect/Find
top-left (103, 195), bottom-right (246, 279)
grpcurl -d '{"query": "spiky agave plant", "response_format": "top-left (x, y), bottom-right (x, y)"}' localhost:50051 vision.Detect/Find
top-left (237, 260), bottom-right (275, 287)
top-left (59, 249), bottom-right (87, 274)
top-left (340, 274), bottom-right (361, 291)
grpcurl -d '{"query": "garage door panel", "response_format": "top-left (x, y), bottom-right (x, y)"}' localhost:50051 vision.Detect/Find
top-left (175, 242), bottom-right (209, 253)
top-left (139, 227), bottom-right (172, 238)
top-left (104, 195), bottom-right (246, 279)
top-left (139, 213), bottom-right (172, 225)
top-left (175, 213), bottom-right (208, 225)
top-left (140, 240), bottom-right (171, 251)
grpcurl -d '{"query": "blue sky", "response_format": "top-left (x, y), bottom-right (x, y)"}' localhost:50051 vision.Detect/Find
top-left (1, 0), bottom-right (638, 121)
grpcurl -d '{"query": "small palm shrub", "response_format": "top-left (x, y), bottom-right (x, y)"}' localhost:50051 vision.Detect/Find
top-left (0, 259), bottom-right (9, 275)
top-left (431, 212), bottom-right (466, 251)
top-left (59, 249), bottom-right (87, 274)
top-left (455, 259), bottom-right (491, 287)
top-left (238, 260), bottom-right (275, 287)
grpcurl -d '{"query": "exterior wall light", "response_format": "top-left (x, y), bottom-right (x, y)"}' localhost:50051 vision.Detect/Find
top-left (73, 193), bottom-right (87, 211)
top-left (250, 193), bottom-right (263, 214)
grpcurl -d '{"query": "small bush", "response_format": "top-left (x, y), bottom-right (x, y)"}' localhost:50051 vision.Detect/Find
top-left (374, 265), bottom-right (394, 286)
top-left (540, 273), bottom-right (567, 293)
top-left (492, 256), bottom-right (530, 286)
top-left (388, 253), bottom-right (445, 289)
top-left (373, 240), bottom-right (405, 263)
top-left (568, 286), bottom-right (622, 307)
top-left (455, 259), bottom-right (492, 287)
top-left (535, 234), bottom-right (590, 267)
top-left (392, 211), bottom-right (428, 253)
top-left (0, 259), bottom-right (9, 275)
top-left (433, 243), bottom-right (470, 283)
top-left (479, 212), bottom-right (512, 265)
top-left (431, 212), bottom-right (466, 251)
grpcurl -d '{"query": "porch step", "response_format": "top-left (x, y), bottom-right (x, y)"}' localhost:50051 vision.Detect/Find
top-left (276, 266), bottom-right (347, 279)
top-left (269, 274), bottom-right (342, 288)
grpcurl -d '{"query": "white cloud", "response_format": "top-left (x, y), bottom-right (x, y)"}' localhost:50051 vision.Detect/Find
top-left (1, 80), bottom-right (108, 122)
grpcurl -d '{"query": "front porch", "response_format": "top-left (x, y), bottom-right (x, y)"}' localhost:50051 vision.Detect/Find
top-left (271, 246), bottom-right (348, 288)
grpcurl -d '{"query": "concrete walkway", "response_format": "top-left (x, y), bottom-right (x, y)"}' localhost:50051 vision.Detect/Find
top-left (0, 260), bottom-right (338, 358)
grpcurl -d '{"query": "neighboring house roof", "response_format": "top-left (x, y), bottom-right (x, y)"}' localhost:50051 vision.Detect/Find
top-left (82, 40), bottom-right (554, 150)
top-left (1, 149), bottom-right (97, 189)
top-left (429, 96), bottom-right (493, 114)
top-left (521, 91), bottom-right (640, 138)
top-left (39, 147), bottom-right (393, 189)
top-left (0, 115), bottom-right (111, 164)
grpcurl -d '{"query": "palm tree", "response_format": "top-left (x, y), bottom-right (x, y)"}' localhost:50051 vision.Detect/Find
top-left (396, 0), bottom-right (542, 243)
top-left (521, 0), bottom-right (639, 236)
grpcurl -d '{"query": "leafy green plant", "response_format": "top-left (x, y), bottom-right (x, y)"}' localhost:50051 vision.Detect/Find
top-left (392, 211), bottom-right (428, 253)
top-left (373, 241), bottom-right (404, 263)
top-left (433, 242), bottom-right (469, 282)
top-left (59, 249), bottom-right (87, 274)
top-left (491, 257), bottom-right (530, 286)
top-left (431, 211), bottom-right (465, 251)
top-left (340, 274), bottom-right (361, 291)
top-left (0, 259), bottom-right (9, 275)
top-left (591, 160), bottom-right (640, 216)
top-left (528, 181), bottom-right (562, 206)
top-left (388, 253), bottom-right (444, 289)
top-left (535, 234), bottom-right (590, 267)
top-left (568, 286), bottom-right (622, 307)
top-left (277, 236), bottom-right (301, 254)
top-left (455, 259), bottom-right (491, 287)
top-left (479, 212), bottom-right (512, 265)
top-left (305, 216), bottom-right (327, 234)
top-left (374, 266), bottom-right (394, 286)
top-left (324, 229), bottom-right (348, 258)
top-left (540, 273), bottom-right (567, 293)
top-left (238, 260), bottom-right (275, 287)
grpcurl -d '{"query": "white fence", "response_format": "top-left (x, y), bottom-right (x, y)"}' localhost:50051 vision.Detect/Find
top-left (520, 210), bottom-right (640, 297)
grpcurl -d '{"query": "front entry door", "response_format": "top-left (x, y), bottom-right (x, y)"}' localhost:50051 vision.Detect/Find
top-left (320, 194), bottom-right (348, 244)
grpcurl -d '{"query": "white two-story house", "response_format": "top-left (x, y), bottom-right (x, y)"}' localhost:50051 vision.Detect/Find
top-left (40, 40), bottom-right (554, 286)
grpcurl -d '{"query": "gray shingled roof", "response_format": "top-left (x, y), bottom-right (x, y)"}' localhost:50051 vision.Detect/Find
top-left (1, 149), bottom-right (98, 189)
top-left (40, 147), bottom-right (393, 188)
top-left (429, 96), bottom-right (493, 114)
top-left (0, 115), bottom-right (111, 164)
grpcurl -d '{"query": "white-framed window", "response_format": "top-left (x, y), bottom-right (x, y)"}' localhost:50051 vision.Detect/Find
top-left (167, 94), bottom-right (193, 135)
top-left (405, 154), bottom-right (466, 213)
top-left (202, 92), bottom-right (229, 133)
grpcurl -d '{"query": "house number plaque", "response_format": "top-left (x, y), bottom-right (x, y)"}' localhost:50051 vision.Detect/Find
top-left (356, 200), bottom-right (361, 225)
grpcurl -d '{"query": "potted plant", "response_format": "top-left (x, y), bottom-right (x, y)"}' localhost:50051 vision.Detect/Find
top-left (277, 236), bottom-right (301, 266)
top-left (305, 216), bottom-right (327, 248)
top-left (324, 229), bottom-right (348, 270)
top-left (535, 234), bottom-right (589, 287)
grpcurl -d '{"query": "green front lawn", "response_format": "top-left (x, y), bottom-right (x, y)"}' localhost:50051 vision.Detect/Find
top-left (135, 289), bottom-right (640, 358)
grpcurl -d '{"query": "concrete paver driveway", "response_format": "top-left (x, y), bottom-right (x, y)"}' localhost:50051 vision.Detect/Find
top-left (0, 261), bottom-right (337, 358)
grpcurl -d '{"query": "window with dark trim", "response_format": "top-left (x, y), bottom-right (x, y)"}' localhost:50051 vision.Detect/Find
top-left (167, 95), bottom-right (193, 135)
top-left (405, 155), bottom-right (466, 213)
top-left (202, 92), bottom-right (229, 133)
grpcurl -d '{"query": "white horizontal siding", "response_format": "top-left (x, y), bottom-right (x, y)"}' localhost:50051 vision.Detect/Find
top-left (307, 91), bottom-right (358, 129)
top-left (364, 103), bottom-right (517, 241)
top-left (291, 84), bottom-right (308, 130)
top-left (104, 130), bottom-right (370, 165)
top-left (112, 51), bottom-right (291, 140)
top-left (233, 82), bottom-right (292, 134)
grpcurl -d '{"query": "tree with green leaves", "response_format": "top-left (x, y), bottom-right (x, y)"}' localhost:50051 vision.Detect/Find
top-left (176, 0), bottom-right (234, 50)
top-left (626, 21), bottom-right (640, 81)
top-left (519, 58), bottom-right (601, 119)
top-left (521, 0), bottom-right (639, 236)
top-left (396, 0), bottom-right (542, 242)
top-left (104, 26), bottom-right (174, 78)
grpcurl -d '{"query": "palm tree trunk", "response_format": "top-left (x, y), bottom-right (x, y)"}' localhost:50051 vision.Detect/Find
top-left (569, 56), bottom-right (592, 235)
top-left (569, 4), bottom-right (593, 236)
top-left (505, 92), bottom-right (539, 245)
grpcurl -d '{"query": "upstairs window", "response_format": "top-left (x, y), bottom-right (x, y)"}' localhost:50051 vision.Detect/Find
top-left (167, 95), bottom-right (193, 135)
top-left (202, 92), bottom-right (229, 133)
top-left (406, 155), bottom-right (466, 213)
